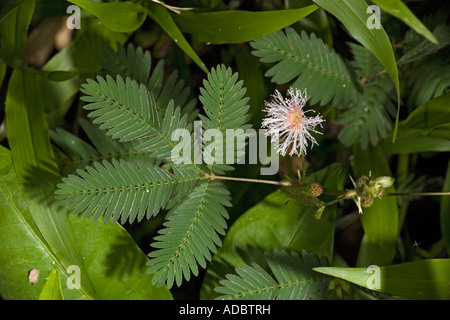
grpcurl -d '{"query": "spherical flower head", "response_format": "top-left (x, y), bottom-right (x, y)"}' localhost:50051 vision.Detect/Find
top-left (262, 88), bottom-right (325, 157)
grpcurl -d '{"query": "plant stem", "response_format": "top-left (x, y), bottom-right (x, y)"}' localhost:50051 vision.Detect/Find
top-left (206, 172), bottom-right (292, 187)
top-left (383, 191), bottom-right (450, 197)
top-left (301, 150), bottom-right (306, 185)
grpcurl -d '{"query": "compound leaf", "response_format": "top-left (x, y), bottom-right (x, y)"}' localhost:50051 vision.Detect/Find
top-left (80, 75), bottom-right (188, 162)
top-left (215, 250), bottom-right (330, 300)
top-left (199, 64), bottom-right (252, 173)
top-left (55, 159), bottom-right (202, 224)
top-left (147, 180), bottom-right (231, 288)
top-left (251, 27), bottom-right (358, 106)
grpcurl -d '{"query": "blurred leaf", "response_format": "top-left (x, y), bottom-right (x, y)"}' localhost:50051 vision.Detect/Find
top-left (314, 259), bottom-right (450, 299)
top-left (442, 161), bottom-right (450, 256)
top-left (38, 270), bottom-right (64, 300)
top-left (40, 19), bottom-right (127, 126)
top-left (381, 136), bottom-right (450, 154)
top-left (400, 92), bottom-right (450, 132)
top-left (144, 2), bottom-right (208, 72)
top-left (0, 0), bottom-right (34, 64)
top-left (68, 0), bottom-right (146, 33)
top-left (172, 5), bottom-right (318, 44)
top-left (398, 24), bottom-right (450, 66)
top-left (0, 0), bottom-right (25, 22)
top-left (337, 72), bottom-right (395, 149)
top-left (200, 163), bottom-right (344, 299)
top-left (381, 93), bottom-right (450, 154)
top-left (352, 144), bottom-right (398, 267)
top-left (371, 0), bottom-right (437, 44)
top-left (312, 0), bottom-right (400, 141)
top-left (406, 57), bottom-right (450, 107)
top-left (286, 0), bottom-right (333, 47)
top-left (44, 70), bottom-right (79, 82)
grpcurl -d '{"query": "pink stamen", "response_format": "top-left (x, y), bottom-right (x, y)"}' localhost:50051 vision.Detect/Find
top-left (286, 105), bottom-right (303, 130)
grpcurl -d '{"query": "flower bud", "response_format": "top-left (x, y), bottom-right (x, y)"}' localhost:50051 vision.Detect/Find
top-left (361, 196), bottom-right (373, 208)
top-left (374, 176), bottom-right (395, 188)
top-left (308, 182), bottom-right (323, 197)
top-left (357, 175), bottom-right (369, 188)
top-left (314, 206), bottom-right (325, 219)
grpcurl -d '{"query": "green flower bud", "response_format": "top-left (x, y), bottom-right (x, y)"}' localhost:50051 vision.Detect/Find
top-left (374, 176), bottom-right (395, 188)
top-left (314, 206), bottom-right (325, 219)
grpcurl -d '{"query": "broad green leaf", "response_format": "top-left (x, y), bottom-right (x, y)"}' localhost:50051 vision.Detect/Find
top-left (67, 214), bottom-right (173, 299)
top-left (371, 0), bottom-right (438, 44)
top-left (0, 146), bottom-right (63, 300)
top-left (381, 136), bottom-right (450, 154)
top-left (38, 270), bottom-right (64, 300)
top-left (0, 0), bottom-right (34, 65)
top-left (381, 93), bottom-right (450, 154)
top-left (0, 61), bottom-right (6, 89)
top-left (143, 2), bottom-right (208, 72)
top-left (397, 92), bottom-right (450, 134)
top-left (200, 163), bottom-right (344, 299)
top-left (314, 259), bottom-right (450, 299)
top-left (5, 67), bottom-right (98, 299)
top-left (0, 145), bottom-right (172, 300)
top-left (0, 0), bottom-right (25, 22)
top-left (442, 161), bottom-right (450, 256)
top-left (172, 5), bottom-right (318, 44)
top-left (352, 144), bottom-right (398, 267)
top-left (68, 0), bottom-right (146, 33)
top-left (312, 0), bottom-right (400, 141)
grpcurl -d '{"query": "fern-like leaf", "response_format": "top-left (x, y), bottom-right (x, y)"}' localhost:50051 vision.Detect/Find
top-left (336, 75), bottom-right (395, 149)
top-left (198, 64), bottom-right (252, 174)
top-left (399, 22), bottom-right (450, 66)
top-left (336, 44), bottom-right (396, 149)
top-left (214, 250), bottom-right (330, 300)
top-left (54, 159), bottom-right (203, 224)
top-left (80, 75), bottom-right (188, 162)
top-left (147, 180), bottom-right (231, 288)
top-left (50, 118), bottom-right (154, 175)
top-left (407, 57), bottom-right (450, 107)
top-left (250, 27), bottom-right (358, 106)
top-left (213, 264), bottom-right (279, 300)
top-left (100, 43), bottom-right (198, 122)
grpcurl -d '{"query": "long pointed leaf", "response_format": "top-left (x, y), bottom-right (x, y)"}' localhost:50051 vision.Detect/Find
top-left (144, 2), bottom-right (208, 72)
top-left (172, 5), bottom-right (318, 44)
top-left (314, 259), bottom-right (450, 300)
top-left (371, 0), bottom-right (438, 44)
top-left (5, 67), bottom-right (98, 299)
top-left (312, 0), bottom-right (401, 141)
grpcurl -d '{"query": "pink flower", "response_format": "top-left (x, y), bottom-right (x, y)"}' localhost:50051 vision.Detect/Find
top-left (262, 88), bottom-right (325, 156)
